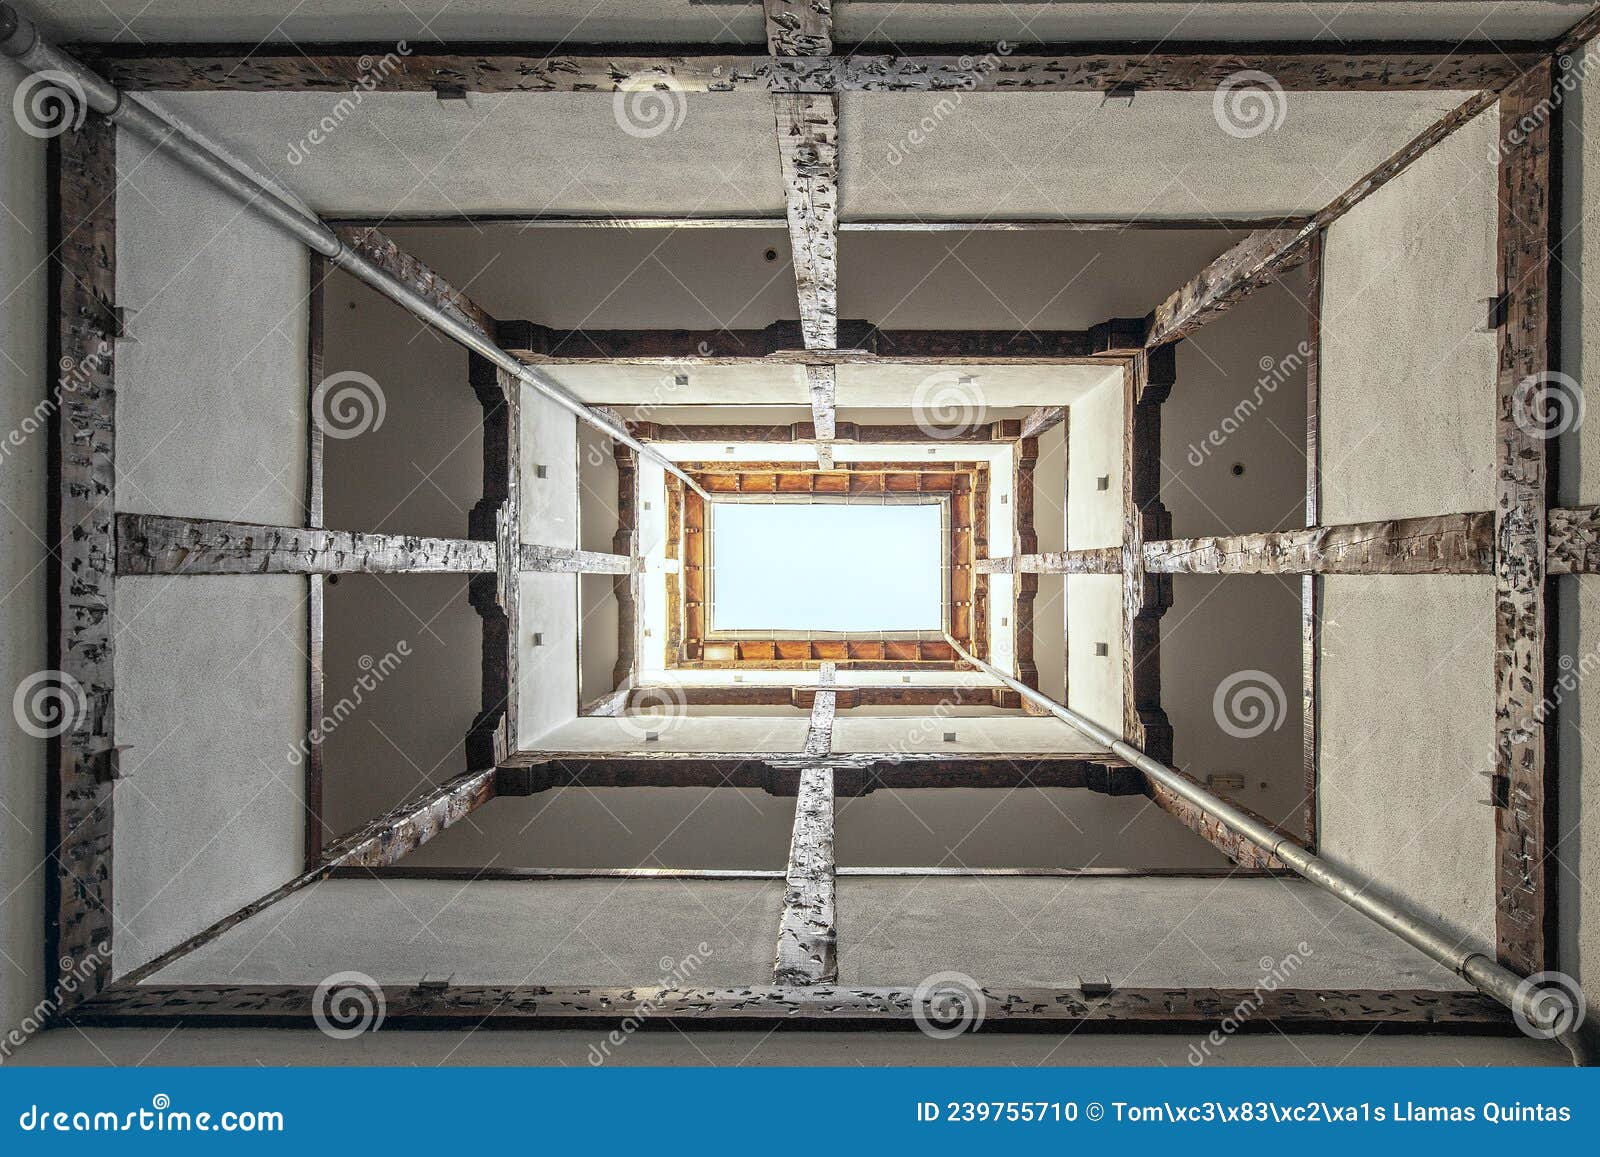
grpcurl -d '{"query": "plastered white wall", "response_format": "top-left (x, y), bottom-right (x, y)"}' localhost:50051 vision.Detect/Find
top-left (112, 576), bottom-right (306, 975)
top-left (0, 56), bottom-right (47, 1041)
top-left (1319, 576), bottom-right (1496, 955)
top-left (109, 136), bottom-right (309, 976)
top-left (1320, 109), bottom-right (1498, 524)
top-left (115, 129), bottom-right (307, 525)
top-left (1065, 375), bottom-right (1125, 732)
top-left (833, 715), bottom-right (1107, 755)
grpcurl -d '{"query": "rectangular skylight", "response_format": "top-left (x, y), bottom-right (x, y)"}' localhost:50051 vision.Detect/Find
top-left (709, 501), bottom-right (943, 632)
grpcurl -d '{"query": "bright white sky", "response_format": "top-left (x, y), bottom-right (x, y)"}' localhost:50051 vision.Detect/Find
top-left (710, 501), bottom-right (944, 632)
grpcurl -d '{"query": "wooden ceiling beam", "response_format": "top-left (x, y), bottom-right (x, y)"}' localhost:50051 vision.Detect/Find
top-left (335, 225), bottom-right (494, 340)
top-left (980, 548), bottom-right (1123, 575)
top-left (86, 45), bottom-right (1536, 94)
top-left (774, 766), bottom-right (837, 985)
top-left (115, 513), bottom-right (497, 575)
top-left (764, 0), bottom-right (833, 56)
top-left (519, 544), bottom-right (635, 574)
top-left (1144, 513), bottom-right (1496, 575)
top-left (628, 419), bottom-right (1018, 444)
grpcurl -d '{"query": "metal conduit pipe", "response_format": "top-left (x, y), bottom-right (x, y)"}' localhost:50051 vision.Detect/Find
top-left (944, 633), bottom-right (1596, 1066)
top-left (0, 4), bottom-right (709, 501)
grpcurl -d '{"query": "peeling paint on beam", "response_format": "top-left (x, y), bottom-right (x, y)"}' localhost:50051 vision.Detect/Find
top-left (980, 548), bottom-right (1123, 575)
top-left (774, 93), bottom-right (839, 351)
top-left (115, 513), bottom-right (497, 575)
top-left (1142, 514), bottom-right (1496, 575)
top-left (518, 543), bottom-right (633, 574)
top-left (774, 766), bottom-right (837, 984)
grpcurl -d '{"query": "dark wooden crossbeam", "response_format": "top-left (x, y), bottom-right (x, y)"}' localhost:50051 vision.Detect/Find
top-left (499, 319), bottom-right (1101, 364)
top-left (1122, 353), bottom-right (1173, 762)
top-left (86, 45), bottom-right (1535, 95)
top-left (1493, 68), bottom-right (1555, 976)
top-left (49, 115), bottom-right (118, 1004)
top-left (774, 766), bottom-right (837, 985)
top-left (334, 225), bottom-right (494, 339)
top-left (117, 768), bottom-right (498, 986)
top-left (115, 513), bottom-right (496, 575)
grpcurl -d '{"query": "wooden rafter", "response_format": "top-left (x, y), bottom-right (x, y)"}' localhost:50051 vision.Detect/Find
top-left (774, 93), bottom-right (838, 352)
top-left (612, 442), bottom-right (642, 691)
top-left (334, 225), bottom-right (494, 340)
top-left (1143, 768), bottom-right (1293, 871)
top-left (71, 982), bottom-right (1506, 1029)
top-left (86, 45), bottom-right (1536, 95)
top-left (115, 513), bottom-right (497, 575)
top-left (49, 115), bottom-right (118, 1003)
top-left (1302, 229), bottom-right (1324, 849)
top-left (496, 756), bottom-right (1140, 797)
top-left (1142, 514), bottom-right (1495, 575)
top-left (1020, 406), bottom-right (1066, 439)
top-left (498, 318), bottom-right (1103, 364)
top-left (622, 684), bottom-right (1023, 710)
top-left (1493, 67), bottom-right (1555, 976)
top-left (1014, 434), bottom-right (1040, 690)
top-left (630, 419), bottom-right (1022, 444)
top-left (980, 549), bottom-right (1123, 575)
top-left (518, 544), bottom-right (635, 574)
top-left (804, 663), bottom-right (838, 757)
top-left (118, 768), bottom-right (498, 986)
top-left (763, 0), bottom-right (833, 56)
top-left (774, 766), bottom-right (837, 985)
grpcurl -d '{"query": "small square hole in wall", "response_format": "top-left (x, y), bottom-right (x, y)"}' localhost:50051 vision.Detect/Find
top-left (645, 730), bottom-right (661, 743)
top-left (942, 731), bottom-right (958, 743)
top-left (531, 632), bottom-right (544, 646)
top-left (1094, 642), bottom-right (1109, 656)
top-left (1096, 475), bottom-right (1110, 491)
top-left (1001, 616), bottom-right (1009, 626)
top-left (535, 464), bottom-right (548, 479)
top-left (1000, 493), bottom-right (1008, 504)
top-left (902, 674), bottom-right (912, 683)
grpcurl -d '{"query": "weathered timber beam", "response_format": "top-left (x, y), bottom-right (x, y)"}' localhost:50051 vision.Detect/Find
top-left (518, 543), bottom-right (633, 574)
top-left (116, 768), bottom-right (497, 986)
top-left (334, 225), bottom-right (493, 339)
top-left (764, 0), bottom-right (832, 56)
top-left (1144, 768), bottom-right (1295, 871)
top-left (1020, 406), bottom-right (1066, 439)
top-left (1546, 505), bottom-right (1600, 574)
top-left (1555, 8), bottom-right (1600, 57)
top-left (774, 93), bottom-right (839, 351)
top-left (84, 46), bottom-right (1534, 94)
top-left (628, 419), bottom-right (1018, 444)
top-left (1142, 513), bottom-right (1495, 575)
top-left (334, 214), bottom-right (1312, 233)
top-left (1089, 316), bottom-right (1149, 356)
top-left (115, 513), bottom-right (496, 575)
top-left (807, 364), bottom-right (837, 459)
top-left (774, 766), bottom-right (837, 985)
top-left (1302, 231), bottom-right (1325, 849)
top-left (495, 757), bottom-right (1141, 797)
top-left (1014, 434), bottom-right (1040, 691)
top-left (980, 548), bottom-right (1123, 575)
top-left (1146, 85), bottom-right (1514, 351)
top-left (497, 318), bottom-right (1099, 363)
top-left (1147, 227), bottom-right (1311, 347)
top-left (612, 442), bottom-right (642, 690)
top-left (70, 982), bottom-right (1509, 1029)
top-left (1493, 68), bottom-right (1555, 976)
top-left (49, 114), bottom-right (117, 1003)
top-left (804, 663), bottom-right (837, 757)
top-left (624, 684), bottom-right (1023, 710)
